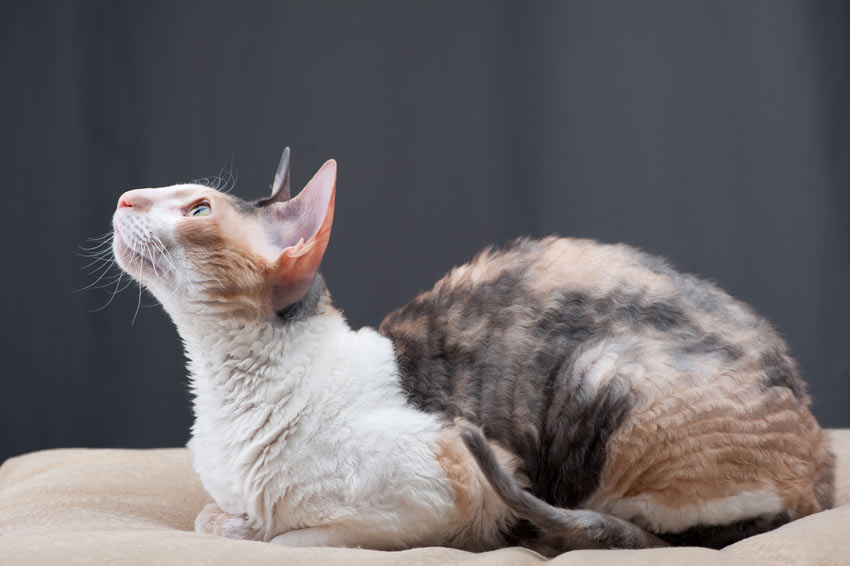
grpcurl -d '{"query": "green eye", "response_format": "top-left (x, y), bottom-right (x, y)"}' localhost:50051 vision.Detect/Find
top-left (187, 202), bottom-right (211, 217)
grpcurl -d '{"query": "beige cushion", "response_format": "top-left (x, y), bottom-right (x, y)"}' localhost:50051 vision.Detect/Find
top-left (1, 430), bottom-right (848, 566)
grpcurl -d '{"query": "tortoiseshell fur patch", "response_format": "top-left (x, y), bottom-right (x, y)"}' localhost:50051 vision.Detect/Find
top-left (379, 236), bottom-right (834, 547)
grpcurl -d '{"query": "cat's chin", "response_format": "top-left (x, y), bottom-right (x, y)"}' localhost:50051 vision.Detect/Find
top-left (112, 228), bottom-right (166, 285)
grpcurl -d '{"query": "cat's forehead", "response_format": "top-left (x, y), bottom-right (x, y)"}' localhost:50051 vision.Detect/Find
top-left (151, 183), bottom-right (258, 214)
top-left (139, 183), bottom-right (218, 204)
top-left (169, 183), bottom-right (227, 198)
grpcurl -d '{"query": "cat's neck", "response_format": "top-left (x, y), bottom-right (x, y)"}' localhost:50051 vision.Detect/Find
top-left (170, 274), bottom-right (339, 390)
top-left (175, 306), bottom-right (349, 392)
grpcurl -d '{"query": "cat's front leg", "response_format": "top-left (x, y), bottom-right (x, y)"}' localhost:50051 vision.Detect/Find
top-left (194, 503), bottom-right (262, 541)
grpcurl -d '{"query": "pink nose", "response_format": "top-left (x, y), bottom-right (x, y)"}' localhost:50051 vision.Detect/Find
top-left (116, 189), bottom-right (154, 212)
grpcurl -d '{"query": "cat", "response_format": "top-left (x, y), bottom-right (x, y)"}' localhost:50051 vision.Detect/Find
top-left (110, 148), bottom-right (834, 555)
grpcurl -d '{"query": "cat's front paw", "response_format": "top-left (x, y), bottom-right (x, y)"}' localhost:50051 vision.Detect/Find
top-left (195, 503), bottom-right (261, 541)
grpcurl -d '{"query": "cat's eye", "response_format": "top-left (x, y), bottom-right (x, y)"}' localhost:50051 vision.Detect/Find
top-left (187, 202), bottom-right (211, 217)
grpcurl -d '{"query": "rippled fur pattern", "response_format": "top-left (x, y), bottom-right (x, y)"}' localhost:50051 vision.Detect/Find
top-left (112, 160), bottom-right (833, 555)
top-left (379, 236), bottom-right (835, 548)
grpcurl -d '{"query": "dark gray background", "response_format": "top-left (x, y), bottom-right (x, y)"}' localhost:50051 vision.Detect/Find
top-left (2, 1), bottom-right (848, 464)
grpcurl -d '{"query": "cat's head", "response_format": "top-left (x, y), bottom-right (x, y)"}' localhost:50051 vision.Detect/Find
top-left (112, 149), bottom-right (336, 320)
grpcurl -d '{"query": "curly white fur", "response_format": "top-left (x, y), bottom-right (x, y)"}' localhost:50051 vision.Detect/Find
top-left (182, 308), bottom-right (462, 548)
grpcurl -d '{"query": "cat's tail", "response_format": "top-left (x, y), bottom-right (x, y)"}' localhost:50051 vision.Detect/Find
top-left (458, 423), bottom-right (668, 551)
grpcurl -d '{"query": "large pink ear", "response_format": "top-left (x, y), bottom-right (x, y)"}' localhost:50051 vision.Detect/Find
top-left (265, 159), bottom-right (336, 308)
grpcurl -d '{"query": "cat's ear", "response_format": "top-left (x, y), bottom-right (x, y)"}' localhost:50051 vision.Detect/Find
top-left (264, 159), bottom-right (336, 308)
top-left (257, 147), bottom-right (292, 206)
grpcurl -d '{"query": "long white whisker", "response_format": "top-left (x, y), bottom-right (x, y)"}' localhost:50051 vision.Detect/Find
top-left (77, 257), bottom-right (119, 292)
top-left (81, 232), bottom-right (114, 243)
top-left (79, 239), bottom-right (113, 252)
top-left (81, 254), bottom-right (115, 271)
top-left (223, 161), bottom-right (238, 194)
top-left (84, 259), bottom-right (114, 277)
top-left (90, 273), bottom-right (125, 312)
top-left (87, 274), bottom-right (126, 290)
top-left (151, 237), bottom-right (177, 275)
top-left (131, 280), bottom-right (143, 326)
top-left (115, 273), bottom-right (137, 294)
top-left (77, 248), bottom-right (114, 259)
top-left (143, 242), bottom-right (160, 279)
top-left (149, 236), bottom-right (185, 303)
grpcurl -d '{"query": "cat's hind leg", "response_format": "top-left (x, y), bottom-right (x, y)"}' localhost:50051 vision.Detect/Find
top-left (194, 503), bottom-right (262, 541)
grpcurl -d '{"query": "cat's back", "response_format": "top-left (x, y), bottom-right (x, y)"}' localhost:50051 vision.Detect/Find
top-left (379, 236), bottom-right (834, 546)
top-left (380, 235), bottom-right (775, 418)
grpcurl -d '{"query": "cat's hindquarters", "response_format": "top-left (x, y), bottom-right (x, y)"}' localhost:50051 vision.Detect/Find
top-left (457, 423), bottom-right (668, 554)
top-left (590, 379), bottom-right (835, 546)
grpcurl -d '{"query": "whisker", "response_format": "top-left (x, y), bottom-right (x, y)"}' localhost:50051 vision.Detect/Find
top-left (81, 266), bottom-right (115, 285)
top-left (78, 240), bottom-right (113, 253)
top-left (84, 261), bottom-right (114, 278)
top-left (82, 232), bottom-right (114, 243)
top-left (76, 258), bottom-right (119, 292)
top-left (131, 280), bottom-right (143, 326)
top-left (149, 236), bottom-right (184, 303)
top-left (86, 275), bottom-right (126, 290)
top-left (214, 159), bottom-right (228, 190)
top-left (151, 236), bottom-right (177, 271)
top-left (222, 160), bottom-right (238, 194)
top-left (115, 273), bottom-right (137, 294)
top-left (81, 254), bottom-right (115, 271)
top-left (90, 274), bottom-right (125, 312)
top-left (77, 246), bottom-right (114, 257)
top-left (143, 241), bottom-right (160, 278)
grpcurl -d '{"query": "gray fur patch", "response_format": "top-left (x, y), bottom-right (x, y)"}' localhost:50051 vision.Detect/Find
top-left (276, 274), bottom-right (329, 323)
top-left (759, 348), bottom-right (808, 400)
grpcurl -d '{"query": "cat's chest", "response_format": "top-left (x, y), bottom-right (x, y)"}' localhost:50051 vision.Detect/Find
top-left (186, 326), bottom-right (452, 529)
top-left (186, 352), bottom-right (324, 512)
top-left (188, 398), bottom-right (307, 515)
top-left (189, 385), bottom-right (452, 537)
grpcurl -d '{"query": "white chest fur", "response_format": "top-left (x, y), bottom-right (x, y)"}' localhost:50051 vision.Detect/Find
top-left (181, 310), bottom-right (459, 547)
